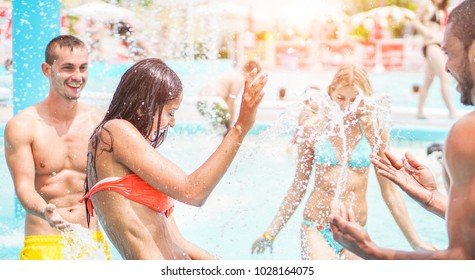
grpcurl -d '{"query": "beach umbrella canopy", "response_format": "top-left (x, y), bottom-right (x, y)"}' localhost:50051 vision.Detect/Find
top-left (366, 5), bottom-right (415, 20)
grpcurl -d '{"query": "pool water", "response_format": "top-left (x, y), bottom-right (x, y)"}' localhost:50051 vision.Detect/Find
top-left (0, 128), bottom-right (447, 260)
top-left (66, 59), bottom-right (466, 114)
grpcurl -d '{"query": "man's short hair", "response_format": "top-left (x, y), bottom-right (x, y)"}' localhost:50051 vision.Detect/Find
top-left (447, 0), bottom-right (475, 50)
top-left (45, 35), bottom-right (87, 65)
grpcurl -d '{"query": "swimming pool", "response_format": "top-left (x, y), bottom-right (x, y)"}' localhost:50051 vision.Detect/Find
top-left (0, 59), bottom-right (453, 259)
top-left (0, 126), bottom-right (448, 260)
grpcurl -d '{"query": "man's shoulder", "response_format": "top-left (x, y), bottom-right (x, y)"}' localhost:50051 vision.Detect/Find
top-left (5, 105), bottom-right (39, 127)
top-left (451, 112), bottom-right (475, 132)
top-left (446, 112), bottom-right (475, 155)
top-left (4, 106), bottom-right (40, 140)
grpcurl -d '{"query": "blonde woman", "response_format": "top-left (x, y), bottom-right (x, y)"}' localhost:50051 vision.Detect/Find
top-left (252, 65), bottom-right (434, 259)
top-left (413, 0), bottom-right (456, 119)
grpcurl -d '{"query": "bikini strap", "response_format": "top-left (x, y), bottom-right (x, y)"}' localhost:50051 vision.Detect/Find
top-left (357, 117), bottom-right (366, 138)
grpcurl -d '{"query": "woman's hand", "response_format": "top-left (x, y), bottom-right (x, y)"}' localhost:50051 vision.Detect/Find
top-left (251, 234), bottom-right (274, 254)
top-left (235, 69), bottom-right (268, 133)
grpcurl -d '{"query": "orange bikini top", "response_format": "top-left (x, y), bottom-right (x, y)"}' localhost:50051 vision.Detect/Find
top-left (80, 174), bottom-right (174, 218)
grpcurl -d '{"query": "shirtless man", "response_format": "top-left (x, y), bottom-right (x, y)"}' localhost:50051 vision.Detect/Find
top-left (4, 35), bottom-right (109, 259)
top-left (329, 0), bottom-right (475, 259)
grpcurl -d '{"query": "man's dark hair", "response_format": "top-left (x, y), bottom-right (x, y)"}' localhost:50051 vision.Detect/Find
top-left (45, 35), bottom-right (87, 65)
top-left (447, 0), bottom-right (475, 50)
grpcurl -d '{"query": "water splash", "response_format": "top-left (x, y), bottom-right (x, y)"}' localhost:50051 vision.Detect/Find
top-left (239, 87), bottom-right (392, 205)
top-left (60, 224), bottom-right (108, 260)
top-left (305, 88), bottom-right (392, 200)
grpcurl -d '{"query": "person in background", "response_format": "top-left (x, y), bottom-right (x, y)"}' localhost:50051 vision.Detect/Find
top-left (82, 58), bottom-right (267, 259)
top-left (4, 35), bottom-right (110, 259)
top-left (412, 84), bottom-right (420, 95)
top-left (329, 0), bottom-right (475, 259)
top-left (412, 0), bottom-right (456, 119)
top-left (4, 58), bottom-right (12, 73)
top-left (115, 21), bottom-right (152, 62)
top-left (197, 60), bottom-right (262, 134)
top-left (425, 143), bottom-right (448, 201)
top-left (279, 88), bottom-right (286, 101)
top-left (251, 64), bottom-right (434, 260)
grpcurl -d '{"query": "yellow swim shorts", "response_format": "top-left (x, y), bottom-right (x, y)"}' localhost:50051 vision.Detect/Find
top-left (20, 231), bottom-right (111, 260)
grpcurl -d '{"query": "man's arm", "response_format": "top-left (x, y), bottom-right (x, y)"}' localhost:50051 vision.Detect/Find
top-left (5, 116), bottom-right (46, 217)
top-left (329, 211), bottom-right (450, 259)
top-left (329, 204), bottom-right (450, 259)
top-left (4, 116), bottom-right (68, 229)
top-left (443, 114), bottom-right (475, 258)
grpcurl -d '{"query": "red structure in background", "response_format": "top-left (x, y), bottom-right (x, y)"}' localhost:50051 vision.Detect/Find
top-left (381, 41), bottom-right (404, 69)
top-left (0, 2), bottom-right (11, 39)
top-left (317, 39), bottom-right (405, 71)
top-left (359, 40), bottom-right (377, 68)
top-left (319, 41), bottom-right (355, 68)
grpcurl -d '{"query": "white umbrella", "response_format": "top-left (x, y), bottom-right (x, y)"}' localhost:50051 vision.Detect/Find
top-left (272, 1), bottom-right (349, 32)
top-left (64, 1), bottom-right (135, 24)
top-left (366, 5), bottom-right (415, 20)
top-left (351, 5), bottom-right (415, 26)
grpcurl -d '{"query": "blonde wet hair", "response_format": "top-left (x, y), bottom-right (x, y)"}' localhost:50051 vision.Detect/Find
top-left (327, 64), bottom-right (373, 97)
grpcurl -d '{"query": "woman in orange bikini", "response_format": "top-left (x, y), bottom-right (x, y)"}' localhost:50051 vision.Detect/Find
top-left (81, 58), bottom-right (267, 259)
top-left (251, 65), bottom-right (434, 259)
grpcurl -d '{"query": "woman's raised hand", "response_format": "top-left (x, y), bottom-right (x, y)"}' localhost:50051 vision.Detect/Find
top-left (235, 69), bottom-right (268, 133)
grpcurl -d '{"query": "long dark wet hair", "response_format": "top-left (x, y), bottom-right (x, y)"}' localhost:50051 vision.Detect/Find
top-left (84, 58), bottom-right (183, 226)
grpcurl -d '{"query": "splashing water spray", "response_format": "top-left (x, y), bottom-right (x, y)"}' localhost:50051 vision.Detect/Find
top-left (60, 224), bottom-right (108, 260)
top-left (241, 87), bottom-right (392, 247)
top-left (304, 87), bottom-right (392, 204)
